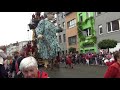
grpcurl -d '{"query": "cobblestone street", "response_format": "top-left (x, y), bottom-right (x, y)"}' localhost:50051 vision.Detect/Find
top-left (46, 63), bottom-right (107, 78)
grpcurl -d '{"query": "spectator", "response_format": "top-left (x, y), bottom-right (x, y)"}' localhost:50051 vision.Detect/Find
top-left (65, 54), bottom-right (73, 68)
top-left (104, 51), bottom-right (120, 78)
top-left (10, 51), bottom-right (19, 77)
top-left (19, 56), bottom-right (49, 78)
top-left (4, 56), bottom-right (13, 72)
top-left (0, 50), bottom-right (8, 78)
top-left (85, 54), bottom-right (89, 65)
top-left (104, 52), bottom-right (116, 66)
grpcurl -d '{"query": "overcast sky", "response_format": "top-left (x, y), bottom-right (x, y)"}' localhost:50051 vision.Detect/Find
top-left (0, 12), bottom-right (37, 46)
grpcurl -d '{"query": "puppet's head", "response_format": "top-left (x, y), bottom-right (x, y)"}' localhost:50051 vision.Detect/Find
top-left (44, 12), bottom-right (56, 20)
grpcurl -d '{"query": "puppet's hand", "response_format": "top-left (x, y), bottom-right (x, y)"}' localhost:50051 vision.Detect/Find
top-left (38, 34), bottom-right (44, 39)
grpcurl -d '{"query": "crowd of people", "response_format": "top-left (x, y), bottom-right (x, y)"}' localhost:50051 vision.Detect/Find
top-left (1, 45), bottom-right (120, 78)
top-left (57, 50), bottom-right (120, 78)
top-left (58, 51), bottom-right (117, 68)
top-left (0, 49), bottom-right (49, 78)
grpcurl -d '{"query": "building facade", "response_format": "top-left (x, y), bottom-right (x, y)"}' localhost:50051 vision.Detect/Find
top-left (77, 12), bottom-right (97, 53)
top-left (6, 41), bottom-right (28, 56)
top-left (65, 12), bottom-right (79, 53)
top-left (56, 12), bottom-right (67, 55)
top-left (94, 12), bottom-right (120, 52)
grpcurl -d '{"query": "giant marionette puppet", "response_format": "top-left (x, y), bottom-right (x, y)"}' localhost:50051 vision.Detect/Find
top-left (32, 12), bottom-right (62, 69)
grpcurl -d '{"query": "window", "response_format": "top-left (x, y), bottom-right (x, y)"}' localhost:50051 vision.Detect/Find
top-left (96, 12), bottom-right (101, 16)
top-left (63, 12), bottom-right (65, 16)
top-left (59, 35), bottom-right (62, 43)
top-left (90, 49), bottom-right (95, 53)
top-left (64, 22), bottom-right (65, 28)
top-left (67, 19), bottom-right (76, 29)
top-left (67, 22), bottom-right (70, 28)
top-left (86, 12), bottom-right (91, 18)
top-left (68, 36), bottom-right (77, 45)
top-left (84, 28), bottom-right (92, 36)
top-left (63, 34), bottom-right (66, 42)
top-left (58, 24), bottom-right (60, 27)
top-left (87, 28), bottom-right (92, 36)
top-left (80, 50), bottom-right (83, 53)
top-left (98, 25), bottom-right (103, 35)
top-left (61, 12), bottom-right (65, 18)
top-left (107, 22), bottom-right (111, 32)
top-left (66, 50), bottom-right (67, 54)
top-left (85, 50), bottom-right (89, 53)
top-left (57, 15), bottom-right (60, 21)
top-left (62, 22), bottom-right (65, 28)
top-left (62, 51), bottom-right (64, 55)
top-left (79, 13), bottom-right (83, 23)
top-left (97, 12), bottom-right (101, 14)
top-left (112, 20), bottom-right (119, 31)
top-left (107, 20), bottom-right (120, 32)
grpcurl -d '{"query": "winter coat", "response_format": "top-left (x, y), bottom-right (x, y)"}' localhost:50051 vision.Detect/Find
top-left (0, 64), bottom-right (8, 78)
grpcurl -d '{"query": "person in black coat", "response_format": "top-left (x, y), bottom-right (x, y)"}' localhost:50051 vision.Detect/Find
top-left (10, 53), bottom-right (19, 77)
top-left (14, 55), bottom-right (24, 78)
top-left (10, 51), bottom-right (24, 78)
top-left (0, 57), bottom-right (8, 78)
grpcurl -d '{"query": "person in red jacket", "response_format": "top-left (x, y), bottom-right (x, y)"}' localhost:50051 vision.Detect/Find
top-left (19, 56), bottom-right (49, 78)
top-left (104, 53), bottom-right (116, 67)
top-left (85, 54), bottom-right (90, 65)
top-left (104, 58), bottom-right (116, 66)
top-left (66, 54), bottom-right (73, 68)
top-left (104, 51), bottom-right (120, 78)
